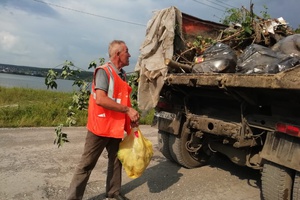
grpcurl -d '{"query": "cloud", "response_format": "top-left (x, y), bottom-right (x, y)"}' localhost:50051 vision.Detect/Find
top-left (0, 31), bottom-right (29, 57)
top-left (0, 0), bottom-right (299, 74)
top-left (0, 31), bottom-right (18, 51)
top-left (0, 0), bottom-right (59, 18)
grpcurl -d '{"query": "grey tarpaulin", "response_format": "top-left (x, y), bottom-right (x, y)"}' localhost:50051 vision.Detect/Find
top-left (135, 6), bottom-right (182, 112)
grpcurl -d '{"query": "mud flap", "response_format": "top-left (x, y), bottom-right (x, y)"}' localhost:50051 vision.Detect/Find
top-left (261, 131), bottom-right (300, 171)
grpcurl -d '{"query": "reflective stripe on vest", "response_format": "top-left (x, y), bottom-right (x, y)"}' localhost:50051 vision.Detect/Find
top-left (106, 65), bottom-right (114, 100)
top-left (91, 64), bottom-right (118, 102)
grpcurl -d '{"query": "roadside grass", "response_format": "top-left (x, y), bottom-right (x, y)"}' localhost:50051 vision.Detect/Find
top-left (0, 87), bottom-right (87, 127)
top-left (0, 87), bottom-right (154, 128)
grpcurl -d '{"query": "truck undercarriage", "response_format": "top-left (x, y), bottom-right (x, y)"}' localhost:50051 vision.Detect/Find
top-left (153, 66), bottom-right (300, 200)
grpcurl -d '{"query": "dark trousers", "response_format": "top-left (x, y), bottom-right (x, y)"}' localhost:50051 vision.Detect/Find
top-left (66, 130), bottom-right (122, 200)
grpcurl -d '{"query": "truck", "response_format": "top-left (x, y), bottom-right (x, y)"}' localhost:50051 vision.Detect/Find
top-left (135, 7), bottom-right (300, 200)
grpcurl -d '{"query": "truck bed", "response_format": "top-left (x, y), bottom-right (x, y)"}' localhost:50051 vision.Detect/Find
top-left (165, 65), bottom-right (300, 90)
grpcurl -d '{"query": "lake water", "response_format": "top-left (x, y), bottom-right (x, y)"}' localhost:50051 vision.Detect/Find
top-left (0, 73), bottom-right (80, 92)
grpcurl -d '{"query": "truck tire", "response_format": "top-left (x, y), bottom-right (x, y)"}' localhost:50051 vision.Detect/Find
top-left (293, 171), bottom-right (300, 199)
top-left (168, 122), bottom-right (210, 169)
top-left (157, 130), bottom-right (174, 162)
top-left (261, 161), bottom-right (294, 200)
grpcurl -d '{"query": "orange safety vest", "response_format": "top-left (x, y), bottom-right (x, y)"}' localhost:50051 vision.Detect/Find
top-left (87, 63), bottom-right (132, 138)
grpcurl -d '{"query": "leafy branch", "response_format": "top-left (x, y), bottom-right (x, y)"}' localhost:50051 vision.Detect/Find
top-left (45, 59), bottom-right (104, 147)
top-left (127, 72), bottom-right (139, 110)
top-left (54, 124), bottom-right (69, 148)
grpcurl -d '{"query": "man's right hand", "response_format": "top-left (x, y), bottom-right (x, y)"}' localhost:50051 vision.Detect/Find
top-left (126, 107), bottom-right (140, 123)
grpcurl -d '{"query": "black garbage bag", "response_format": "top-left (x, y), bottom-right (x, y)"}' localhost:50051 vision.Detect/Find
top-left (192, 43), bottom-right (237, 73)
top-left (272, 34), bottom-right (300, 56)
top-left (236, 44), bottom-right (300, 74)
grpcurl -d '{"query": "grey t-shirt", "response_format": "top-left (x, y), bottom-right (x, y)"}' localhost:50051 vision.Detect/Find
top-left (95, 63), bottom-right (126, 92)
top-left (95, 69), bottom-right (109, 91)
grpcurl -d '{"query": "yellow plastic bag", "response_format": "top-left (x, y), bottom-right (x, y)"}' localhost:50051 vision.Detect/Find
top-left (117, 127), bottom-right (153, 179)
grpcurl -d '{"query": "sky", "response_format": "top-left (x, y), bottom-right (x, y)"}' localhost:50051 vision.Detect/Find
top-left (1, 0), bottom-right (299, 73)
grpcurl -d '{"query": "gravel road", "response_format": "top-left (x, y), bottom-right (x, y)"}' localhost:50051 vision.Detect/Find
top-left (0, 125), bottom-right (261, 200)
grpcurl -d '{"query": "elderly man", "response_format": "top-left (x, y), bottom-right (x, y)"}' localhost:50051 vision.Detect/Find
top-left (66, 40), bottom-right (140, 200)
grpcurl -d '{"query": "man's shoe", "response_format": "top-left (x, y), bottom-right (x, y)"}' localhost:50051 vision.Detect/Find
top-left (112, 193), bottom-right (130, 200)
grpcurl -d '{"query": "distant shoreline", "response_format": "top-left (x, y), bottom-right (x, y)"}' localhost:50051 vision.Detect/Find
top-left (0, 63), bottom-right (93, 80)
top-left (0, 73), bottom-right (81, 92)
top-left (0, 71), bottom-right (45, 78)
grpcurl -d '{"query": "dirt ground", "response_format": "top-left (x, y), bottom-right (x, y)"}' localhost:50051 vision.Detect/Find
top-left (0, 125), bottom-right (262, 200)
